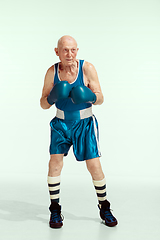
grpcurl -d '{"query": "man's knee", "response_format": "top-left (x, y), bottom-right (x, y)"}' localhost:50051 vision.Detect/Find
top-left (86, 158), bottom-right (104, 180)
top-left (86, 158), bottom-right (101, 172)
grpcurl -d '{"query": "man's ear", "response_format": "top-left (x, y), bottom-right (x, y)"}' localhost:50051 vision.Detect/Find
top-left (54, 48), bottom-right (59, 56)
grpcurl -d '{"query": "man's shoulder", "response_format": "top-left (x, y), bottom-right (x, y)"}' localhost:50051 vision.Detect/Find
top-left (47, 61), bottom-right (60, 71)
top-left (45, 65), bottom-right (55, 80)
top-left (46, 65), bottom-right (55, 74)
top-left (83, 61), bottom-right (96, 74)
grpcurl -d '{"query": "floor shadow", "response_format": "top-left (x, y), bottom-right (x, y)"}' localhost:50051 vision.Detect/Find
top-left (63, 210), bottom-right (100, 223)
top-left (0, 200), bottom-right (100, 224)
top-left (0, 200), bottom-right (48, 224)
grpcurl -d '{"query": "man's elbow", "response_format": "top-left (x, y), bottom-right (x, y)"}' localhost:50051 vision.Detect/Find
top-left (94, 94), bottom-right (104, 105)
top-left (40, 97), bottom-right (51, 109)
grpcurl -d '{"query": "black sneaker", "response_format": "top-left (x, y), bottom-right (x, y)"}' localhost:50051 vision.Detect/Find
top-left (49, 202), bottom-right (64, 228)
top-left (98, 200), bottom-right (118, 227)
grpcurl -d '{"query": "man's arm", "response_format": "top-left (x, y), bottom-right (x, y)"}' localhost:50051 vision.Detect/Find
top-left (40, 66), bottom-right (54, 109)
top-left (83, 61), bottom-right (104, 105)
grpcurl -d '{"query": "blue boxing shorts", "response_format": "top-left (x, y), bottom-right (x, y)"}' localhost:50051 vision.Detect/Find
top-left (49, 113), bottom-right (101, 161)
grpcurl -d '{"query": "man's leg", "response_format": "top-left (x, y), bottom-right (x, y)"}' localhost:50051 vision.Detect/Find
top-left (48, 154), bottom-right (64, 177)
top-left (47, 154), bottom-right (64, 228)
top-left (86, 157), bottom-right (107, 205)
top-left (86, 158), bottom-right (118, 227)
top-left (48, 154), bottom-right (64, 203)
top-left (86, 157), bottom-right (104, 181)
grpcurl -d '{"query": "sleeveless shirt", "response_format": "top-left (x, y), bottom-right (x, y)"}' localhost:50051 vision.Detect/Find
top-left (54, 59), bottom-right (91, 111)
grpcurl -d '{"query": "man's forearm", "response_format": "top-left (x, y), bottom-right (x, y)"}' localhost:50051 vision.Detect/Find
top-left (93, 93), bottom-right (104, 105)
top-left (40, 96), bottom-right (52, 109)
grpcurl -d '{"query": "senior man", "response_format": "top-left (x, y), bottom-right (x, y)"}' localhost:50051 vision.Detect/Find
top-left (40, 35), bottom-right (118, 228)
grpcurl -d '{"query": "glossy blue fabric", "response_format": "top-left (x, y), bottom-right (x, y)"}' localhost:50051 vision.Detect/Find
top-left (54, 60), bottom-right (92, 111)
top-left (49, 115), bottom-right (101, 161)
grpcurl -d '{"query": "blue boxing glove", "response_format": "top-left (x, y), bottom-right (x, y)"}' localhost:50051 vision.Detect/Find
top-left (70, 85), bottom-right (97, 104)
top-left (47, 81), bottom-right (72, 105)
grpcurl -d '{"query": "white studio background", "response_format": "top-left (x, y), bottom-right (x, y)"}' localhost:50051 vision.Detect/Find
top-left (0, 0), bottom-right (160, 180)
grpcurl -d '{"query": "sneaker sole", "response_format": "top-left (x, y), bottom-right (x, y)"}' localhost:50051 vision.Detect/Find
top-left (49, 222), bottom-right (63, 228)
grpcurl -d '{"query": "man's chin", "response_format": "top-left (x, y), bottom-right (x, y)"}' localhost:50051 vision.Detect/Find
top-left (66, 59), bottom-right (73, 63)
top-left (61, 59), bottom-right (77, 66)
top-left (65, 60), bottom-right (75, 65)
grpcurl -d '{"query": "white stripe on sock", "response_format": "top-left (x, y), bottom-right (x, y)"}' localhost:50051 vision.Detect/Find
top-left (93, 178), bottom-right (106, 187)
top-left (50, 194), bottom-right (60, 200)
top-left (48, 185), bottom-right (60, 191)
top-left (47, 175), bottom-right (61, 184)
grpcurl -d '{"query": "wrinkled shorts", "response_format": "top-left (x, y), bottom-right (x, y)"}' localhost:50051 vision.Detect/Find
top-left (49, 115), bottom-right (101, 161)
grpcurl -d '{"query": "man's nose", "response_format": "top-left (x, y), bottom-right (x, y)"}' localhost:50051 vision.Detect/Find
top-left (67, 50), bottom-right (72, 57)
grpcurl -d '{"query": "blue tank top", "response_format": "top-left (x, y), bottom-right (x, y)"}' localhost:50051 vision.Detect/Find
top-left (54, 59), bottom-right (91, 111)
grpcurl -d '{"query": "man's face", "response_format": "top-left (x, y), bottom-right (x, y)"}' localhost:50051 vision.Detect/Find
top-left (55, 38), bottom-right (79, 65)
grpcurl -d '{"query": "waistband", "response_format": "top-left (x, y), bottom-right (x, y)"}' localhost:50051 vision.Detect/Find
top-left (56, 107), bottom-right (93, 120)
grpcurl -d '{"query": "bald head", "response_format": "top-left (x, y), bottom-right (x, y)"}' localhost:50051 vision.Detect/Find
top-left (55, 35), bottom-right (79, 65)
top-left (57, 35), bottom-right (78, 49)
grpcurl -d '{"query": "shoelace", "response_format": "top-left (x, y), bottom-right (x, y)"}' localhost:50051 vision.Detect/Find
top-left (103, 209), bottom-right (116, 221)
top-left (51, 210), bottom-right (64, 222)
